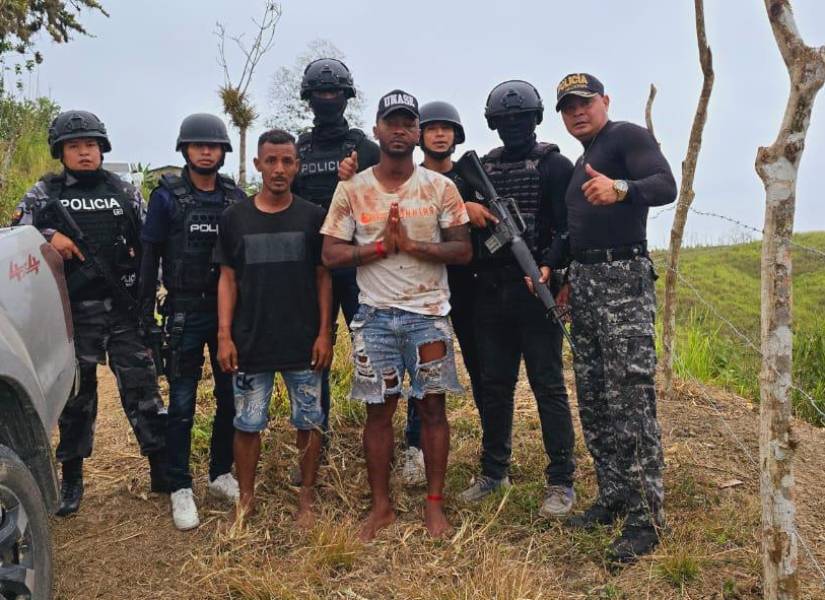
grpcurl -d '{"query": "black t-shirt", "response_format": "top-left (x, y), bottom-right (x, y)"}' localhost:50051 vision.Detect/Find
top-left (215, 195), bottom-right (325, 373)
top-left (566, 120), bottom-right (677, 251)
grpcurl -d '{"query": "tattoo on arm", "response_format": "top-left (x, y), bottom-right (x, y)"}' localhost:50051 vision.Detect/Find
top-left (406, 224), bottom-right (471, 265)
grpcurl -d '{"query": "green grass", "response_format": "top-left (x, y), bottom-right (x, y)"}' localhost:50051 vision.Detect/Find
top-left (653, 233), bottom-right (825, 425)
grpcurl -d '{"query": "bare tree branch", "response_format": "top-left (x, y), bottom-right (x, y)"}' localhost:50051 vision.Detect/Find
top-left (661, 0), bottom-right (714, 401)
top-left (645, 83), bottom-right (657, 139)
top-left (214, 0), bottom-right (282, 187)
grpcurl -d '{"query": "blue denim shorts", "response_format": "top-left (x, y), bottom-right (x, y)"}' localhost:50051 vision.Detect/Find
top-left (349, 305), bottom-right (463, 404)
top-left (233, 369), bottom-right (323, 432)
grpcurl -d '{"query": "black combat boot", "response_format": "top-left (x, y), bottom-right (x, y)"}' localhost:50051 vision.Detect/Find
top-left (565, 502), bottom-right (622, 530)
top-left (56, 458), bottom-right (84, 517)
top-left (148, 451), bottom-right (171, 494)
top-left (608, 523), bottom-right (660, 567)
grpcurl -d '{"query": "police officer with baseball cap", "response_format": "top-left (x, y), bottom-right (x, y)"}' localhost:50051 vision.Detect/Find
top-left (139, 113), bottom-right (247, 530)
top-left (555, 72), bottom-right (676, 565)
top-left (12, 110), bottom-right (169, 515)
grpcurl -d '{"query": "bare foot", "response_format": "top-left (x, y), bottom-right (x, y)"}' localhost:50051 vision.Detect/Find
top-left (233, 494), bottom-right (256, 524)
top-left (424, 500), bottom-right (453, 539)
top-left (358, 506), bottom-right (396, 542)
top-left (294, 487), bottom-right (316, 529)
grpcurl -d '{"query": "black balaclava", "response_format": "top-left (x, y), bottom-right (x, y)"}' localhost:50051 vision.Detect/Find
top-left (182, 145), bottom-right (225, 175)
top-left (495, 112), bottom-right (538, 154)
top-left (309, 93), bottom-right (347, 125)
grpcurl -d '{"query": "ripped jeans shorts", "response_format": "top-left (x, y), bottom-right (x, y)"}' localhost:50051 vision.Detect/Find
top-left (349, 305), bottom-right (463, 404)
top-left (233, 369), bottom-right (323, 432)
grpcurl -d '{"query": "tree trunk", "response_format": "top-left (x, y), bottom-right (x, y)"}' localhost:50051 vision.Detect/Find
top-left (238, 126), bottom-right (247, 188)
top-left (645, 83), bottom-right (657, 139)
top-left (661, 0), bottom-right (714, 399)
top-left (756, 2), bottom-right (825, 598)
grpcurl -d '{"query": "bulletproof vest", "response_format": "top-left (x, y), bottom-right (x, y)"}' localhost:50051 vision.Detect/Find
top-left (39, 171), bottom-right (140, 300)
top-left (295, 129), bottom-right (365, 209)
top-left (481, 142), bottom-right (559, 256)
top-left (159, 173), bottom-right (237, 297)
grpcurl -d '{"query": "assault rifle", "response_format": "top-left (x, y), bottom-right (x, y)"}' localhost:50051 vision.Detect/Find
top-left (454, 150), bottom-right (575, 352)
top-left (43, 198), bottom-right (138, 315)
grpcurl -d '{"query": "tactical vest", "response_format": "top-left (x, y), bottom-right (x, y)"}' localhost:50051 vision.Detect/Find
top-left (159, 173), bottom-right (238, 298)
top-left (295, 129), bottom-right (365, 209)
top-left (39, 171), bottom-right (139, 300)
top-left (481, 142), bottom-right (559, 259)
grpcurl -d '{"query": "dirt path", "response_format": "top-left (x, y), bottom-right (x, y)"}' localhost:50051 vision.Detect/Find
top-left (51, 364), bottom-right (825, 599)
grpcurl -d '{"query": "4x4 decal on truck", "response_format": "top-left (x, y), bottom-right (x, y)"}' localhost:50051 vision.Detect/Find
top-left (8, 253), bottom-right (41, 282)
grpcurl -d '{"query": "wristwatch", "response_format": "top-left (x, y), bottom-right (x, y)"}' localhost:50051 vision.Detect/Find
top-left (613, 179), bottom-right (629, 202)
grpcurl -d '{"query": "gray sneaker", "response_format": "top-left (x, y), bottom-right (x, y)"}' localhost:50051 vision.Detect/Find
top-left (539, 485), bottom-right (576, 518)
top-left (459, 475), bottom-right (511, 503)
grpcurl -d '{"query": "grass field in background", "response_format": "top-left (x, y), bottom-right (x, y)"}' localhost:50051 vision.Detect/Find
top-left (651, 231), bottom-right (825, 425)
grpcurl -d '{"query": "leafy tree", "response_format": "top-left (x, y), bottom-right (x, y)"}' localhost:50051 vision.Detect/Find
top-left (266, 38), bottom-right (367, 135)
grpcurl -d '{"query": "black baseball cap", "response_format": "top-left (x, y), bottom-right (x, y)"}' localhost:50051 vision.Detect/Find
top-left (555, 73), bottom-right (605, 111)
top-left (376, 89), bottom-right (419, 121)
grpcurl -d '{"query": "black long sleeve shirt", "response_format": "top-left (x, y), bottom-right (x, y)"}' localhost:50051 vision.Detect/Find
top-left (566, 120), bottom-right (677, 251)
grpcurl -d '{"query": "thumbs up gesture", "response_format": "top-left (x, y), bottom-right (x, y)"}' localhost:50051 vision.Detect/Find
top-left (581, 163), bottom-right (619, 205)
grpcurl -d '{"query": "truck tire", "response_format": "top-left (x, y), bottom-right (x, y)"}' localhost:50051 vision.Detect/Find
top-left (0, 444), bottom-right (53, 600)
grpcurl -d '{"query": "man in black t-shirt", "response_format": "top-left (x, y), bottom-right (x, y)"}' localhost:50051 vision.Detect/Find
top-left (216, 129), bottom-right (333, 527)
top-left (555, 73), bottom-right (677, 566)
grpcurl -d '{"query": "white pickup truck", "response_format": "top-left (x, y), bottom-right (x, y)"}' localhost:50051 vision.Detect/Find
top-left (0, 225), bottom-right (78, 599)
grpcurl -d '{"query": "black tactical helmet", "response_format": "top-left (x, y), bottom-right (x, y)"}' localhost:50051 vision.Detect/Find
top-left (484, 80), bottom-right (544, 130)
top-left (419, 101), bottom-right (465, 145)
top-left (300, 58), bottom-right (356, 100)
top-left (48, 110), bottom-right (112, 159)
top-left (175, 113), bottom-right (233, 152)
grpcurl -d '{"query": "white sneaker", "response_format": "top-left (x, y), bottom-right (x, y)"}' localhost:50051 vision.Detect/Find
top-left (401, 447), bottom-right (426, 486)
top-left (170, 488), bottom-right (200, 531)
top-left (208, 472), bottom-right (240, 504)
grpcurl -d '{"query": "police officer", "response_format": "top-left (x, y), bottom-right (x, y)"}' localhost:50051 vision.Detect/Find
top-left (555, 73), bottom-right (676, 565)
top-left (291, 57), bottom-right (380, 481)
top-left (139, 113), bottom-right (246, 530)
top-left (458, 81), bottom-right (577, 519)
top-left (12, 110), bottom-right (168, 516)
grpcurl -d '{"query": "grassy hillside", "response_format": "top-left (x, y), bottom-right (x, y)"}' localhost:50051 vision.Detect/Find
top-left (651, 231), bottom-right (825, 425)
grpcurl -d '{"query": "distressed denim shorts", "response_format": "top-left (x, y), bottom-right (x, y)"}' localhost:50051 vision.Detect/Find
top-left (349, 305), bottom-right (463, 404)
top-left (233, 369), bottom-right (323, 432)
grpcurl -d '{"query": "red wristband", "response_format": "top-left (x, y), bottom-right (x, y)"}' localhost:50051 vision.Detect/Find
top-left (375, 239), bottom-right (387, 259)
top-left (426, 494), bottom-right (444, 502)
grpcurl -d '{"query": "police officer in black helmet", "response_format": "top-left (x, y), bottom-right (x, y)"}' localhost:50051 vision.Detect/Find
top-left (139, 113), bottom-right (247, 530)
top-left (458, 81), bottom-right (577, 518)
top-left (292, 58), bottom-right (380, 479)
top-left (12, 110), bottom-right (169, 516)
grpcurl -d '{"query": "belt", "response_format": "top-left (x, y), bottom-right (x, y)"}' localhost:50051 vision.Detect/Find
top-left (571, 242), bottom-right (647, 265)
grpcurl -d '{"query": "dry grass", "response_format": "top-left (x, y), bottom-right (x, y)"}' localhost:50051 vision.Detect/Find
top-left (50, 330), bottom-right (825, 599)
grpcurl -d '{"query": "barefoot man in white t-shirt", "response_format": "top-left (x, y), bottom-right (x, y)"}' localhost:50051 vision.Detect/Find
top-left (321, 89), bottom-right (471, 541)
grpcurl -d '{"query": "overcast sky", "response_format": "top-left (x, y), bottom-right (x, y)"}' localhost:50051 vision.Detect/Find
top-left (16, 0), bottom-right (825, 248)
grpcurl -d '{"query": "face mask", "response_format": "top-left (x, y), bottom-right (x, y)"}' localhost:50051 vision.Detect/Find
top-left (65, 167), bottom-right (104, 184)
top-left (495, 113), bottom-right (537, 148)
top-left (309, 93), bottom-right (347, 125)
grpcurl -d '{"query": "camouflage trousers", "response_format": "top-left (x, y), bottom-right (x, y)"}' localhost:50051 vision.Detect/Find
top-left (569, 257), bottom-right (665, 528)
top-left (56, 299), bottom-right (167, 463)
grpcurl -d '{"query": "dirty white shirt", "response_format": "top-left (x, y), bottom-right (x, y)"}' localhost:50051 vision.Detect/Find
top-left (320, 165), bottom-right (469, 316)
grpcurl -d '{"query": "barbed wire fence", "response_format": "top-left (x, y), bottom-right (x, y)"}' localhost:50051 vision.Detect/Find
top-left (646, 206), bottom-right (825, 588)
